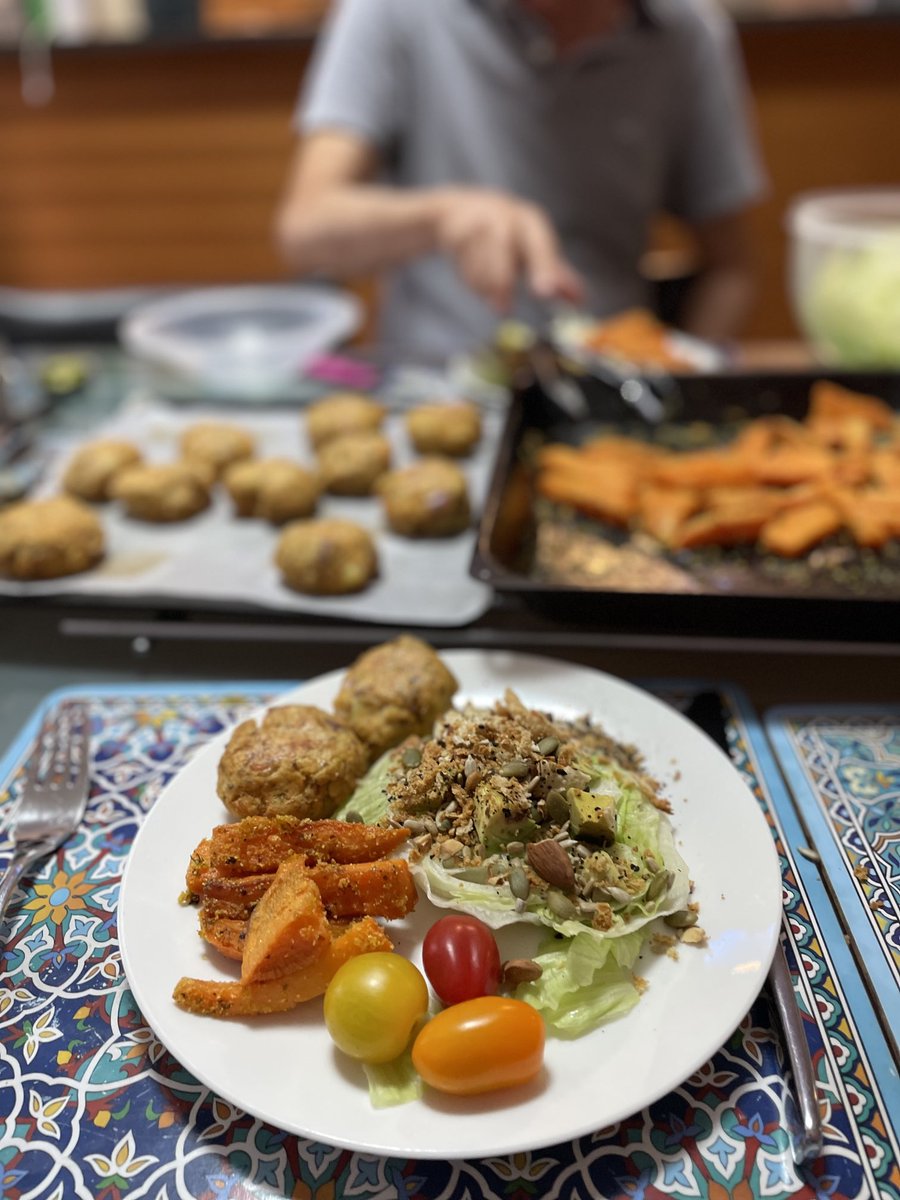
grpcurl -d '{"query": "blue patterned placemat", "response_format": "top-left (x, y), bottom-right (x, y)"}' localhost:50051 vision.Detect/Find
top-left (765, 705), bottom-right (900, 1065)
top-left (1, 682), bottom-right (898, 1200)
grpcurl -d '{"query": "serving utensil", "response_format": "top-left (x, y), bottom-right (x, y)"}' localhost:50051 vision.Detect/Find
top-left (682, 690), bottom-right (823, 1166)
top-left (0, 701), bottom-right (91, 931)
top-left (523, 334), bottom-right (677, 427)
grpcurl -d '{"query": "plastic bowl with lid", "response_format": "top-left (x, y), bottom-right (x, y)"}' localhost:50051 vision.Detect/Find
top-left (787, 187), bottom-right (900, 367)
top-left (119, 284), bottom-right (363, 401)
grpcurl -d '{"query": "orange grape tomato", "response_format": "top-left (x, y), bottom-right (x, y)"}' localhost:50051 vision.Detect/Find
top-left (411, 996), bottom-right (545, 1095)
top-left (324, 952), bottom-right (428, 1065)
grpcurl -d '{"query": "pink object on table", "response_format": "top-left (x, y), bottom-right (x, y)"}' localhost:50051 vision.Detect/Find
top-left (303, 354), bottom-right (380, 390)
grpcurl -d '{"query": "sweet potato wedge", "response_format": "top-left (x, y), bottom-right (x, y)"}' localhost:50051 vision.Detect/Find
top-left (671, 502), bottom-right (778, 550)
top-left (536, 443), bottom-right (590, 473)
top-left (208, 816), bottom-right (409, 876)
top-left (199, 871), bottom-right (274, 909)
top-left (758, 501), bottom-right (842, 557)
top-left (872, 450), bottom-right (900, 489)
top-left (636, 485), bottom-right (701, 546)
top-left (581, 436), bottom-right (663, 466)
top-left (650, 451), bottom-right (757, 490)
top-left (807, 414), bottom-right (873, 453)
top-left (185, 837), bottom-right (213, 896)
top-left (198, 858), bottom-right (418, 922)
top-left (198, 912), bottom-right (246, 960)
top-left (752, 447), bottom-right (833, 486)
top-left (240, 859), bottom-right (330, 984)
top-left (809, 380), bottom-right (895, 432)
top-left (538, 467), bottom-right (639, 525)
top-left (199, 912), bottom-right (356, 963)
top-left (306, 860), bottom-right (419, 920)
top-left (173, 917), bottom-right (393, 1017)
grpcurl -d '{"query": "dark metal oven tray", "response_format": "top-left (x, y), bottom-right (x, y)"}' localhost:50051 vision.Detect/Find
top-left (470, 369), bottom-right (900, 641)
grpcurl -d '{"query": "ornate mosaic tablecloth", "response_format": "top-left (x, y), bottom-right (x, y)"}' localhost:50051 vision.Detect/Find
top-left (1, 682), bottom-right (898, 1200)
top-left (765, 706), bottom-right (900, 1065)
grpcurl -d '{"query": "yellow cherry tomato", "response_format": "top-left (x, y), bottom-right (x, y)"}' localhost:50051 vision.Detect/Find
top-left (324, 952), bottom-right (428, 1065)
top-left (412, 996), bottom-right (545, 1095)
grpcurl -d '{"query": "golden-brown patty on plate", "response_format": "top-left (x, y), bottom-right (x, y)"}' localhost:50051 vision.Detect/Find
top-left (217, 704), bottom-right (369, 820)
top-left (333, 635), bottom-right (458, 761)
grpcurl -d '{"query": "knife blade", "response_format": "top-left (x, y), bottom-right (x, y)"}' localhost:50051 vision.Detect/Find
top-left (681, 689), bottom-right (823, 1166)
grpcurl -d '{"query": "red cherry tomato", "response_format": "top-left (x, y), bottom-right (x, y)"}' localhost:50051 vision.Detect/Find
top-left (422, 914), bottom-right (502, 1005)
top-left (412, 996), bottom-right (545, 1095)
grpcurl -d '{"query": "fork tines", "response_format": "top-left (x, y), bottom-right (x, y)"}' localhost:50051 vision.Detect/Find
top-left (26, 701), bottom-right (90, 794)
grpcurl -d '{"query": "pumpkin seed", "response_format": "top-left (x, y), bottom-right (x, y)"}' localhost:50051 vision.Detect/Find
top-left (546, 789), bottom-right (569, 823)
top-left (546, 890), bottom-right (578, 921)
top-left (536, 736), bottom-right (560, 756)
top-left (664, 909), bottom-right (698, 929)
top-left (505, 840), bottom-right (525, 857)
top-left (500, 759), bottom-right (529, 778)
top-left (401, 746), bottom-right (422, 768)
top-left (343, 810), bottom-right (364, 823)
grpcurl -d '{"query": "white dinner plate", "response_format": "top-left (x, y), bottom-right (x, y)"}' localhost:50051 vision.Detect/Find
top-left (118, 651), bottom-right (782, 1159)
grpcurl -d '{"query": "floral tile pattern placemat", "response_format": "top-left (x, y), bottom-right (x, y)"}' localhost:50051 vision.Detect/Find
top-left (765, 705), bottom-right (900, 1064)
top-left (0, 682), bottom-right (898, 1200)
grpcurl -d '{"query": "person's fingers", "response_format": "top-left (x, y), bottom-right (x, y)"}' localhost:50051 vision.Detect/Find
top-left (552, 260), bottom-right (588, 305)
top-left (517, 205), bottom-right (570, 298)
top-left (464, 217), bottom-right (517, 311)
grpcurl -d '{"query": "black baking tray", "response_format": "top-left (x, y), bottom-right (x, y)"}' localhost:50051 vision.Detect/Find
top-left (470, 368), bottom-right (900, 641)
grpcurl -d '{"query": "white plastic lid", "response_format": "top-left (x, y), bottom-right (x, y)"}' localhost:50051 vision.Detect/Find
top-left (787, 187), bottom-right (900, 248)
top-left (119, 284), bottom-right (363, 398)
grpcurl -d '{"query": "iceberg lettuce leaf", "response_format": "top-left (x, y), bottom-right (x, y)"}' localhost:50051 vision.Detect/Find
top-left (516, 929), bottom-right (645, 1037)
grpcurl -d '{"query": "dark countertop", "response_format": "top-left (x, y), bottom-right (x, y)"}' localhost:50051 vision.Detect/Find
top-left (2, 342), bottom-right (898, 750)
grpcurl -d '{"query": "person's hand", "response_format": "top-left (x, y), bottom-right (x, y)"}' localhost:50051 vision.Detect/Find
top-left (431, 187), bottom-right (585, 312)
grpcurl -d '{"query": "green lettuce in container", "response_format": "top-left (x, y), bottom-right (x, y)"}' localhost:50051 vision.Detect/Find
top-left (805, 232), bottom-right (900, 367)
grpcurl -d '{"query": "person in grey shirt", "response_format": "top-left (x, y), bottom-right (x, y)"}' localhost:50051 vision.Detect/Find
top-left (276, 0), bottom-right (766, 362)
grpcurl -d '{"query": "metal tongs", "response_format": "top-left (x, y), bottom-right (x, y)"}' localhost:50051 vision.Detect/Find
top-left (524, 336), bottom-right (676, 426)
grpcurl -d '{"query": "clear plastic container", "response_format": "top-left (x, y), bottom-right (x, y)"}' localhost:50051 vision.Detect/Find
top-left (787, 187), bottom-right (900, 367)
top-left (119, 284), bottom-right (363, 401)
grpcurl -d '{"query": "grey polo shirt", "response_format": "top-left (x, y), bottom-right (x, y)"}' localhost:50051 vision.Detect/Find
top-left (297, 0), bottom-right (765, 361)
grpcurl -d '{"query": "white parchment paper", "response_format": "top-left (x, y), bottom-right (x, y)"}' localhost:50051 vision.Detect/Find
top-left (0, 395), bottom-right (502, 627)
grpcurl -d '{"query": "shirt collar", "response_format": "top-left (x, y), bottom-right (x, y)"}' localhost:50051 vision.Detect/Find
top-left (470, 0), bottom-right (657, 68)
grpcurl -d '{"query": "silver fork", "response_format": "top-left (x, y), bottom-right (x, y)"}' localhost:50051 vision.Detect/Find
top-left (0, 701), bottom-right (91, 930)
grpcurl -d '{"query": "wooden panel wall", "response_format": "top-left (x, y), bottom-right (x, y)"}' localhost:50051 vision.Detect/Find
top-left (1, 21), bottom-right (899, 338)
top-left (740, 20), bottom-right (900, 337)
top-left (0, 41), bottom-right (309, 287)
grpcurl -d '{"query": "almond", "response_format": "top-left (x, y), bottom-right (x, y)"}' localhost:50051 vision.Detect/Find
top-left (502, 958), bottom-right (543, 986)
top-left (526, 838), bottom-right (575, 891)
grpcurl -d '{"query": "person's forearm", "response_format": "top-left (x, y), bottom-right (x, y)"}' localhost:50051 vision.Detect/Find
top-left (277, 185), bottom-right (445, 278)
top-left (678, 266), bottom-right (756, 343)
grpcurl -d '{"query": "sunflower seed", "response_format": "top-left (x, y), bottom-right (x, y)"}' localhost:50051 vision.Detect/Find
top-left (509, 863), bottom-right (531, 900)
